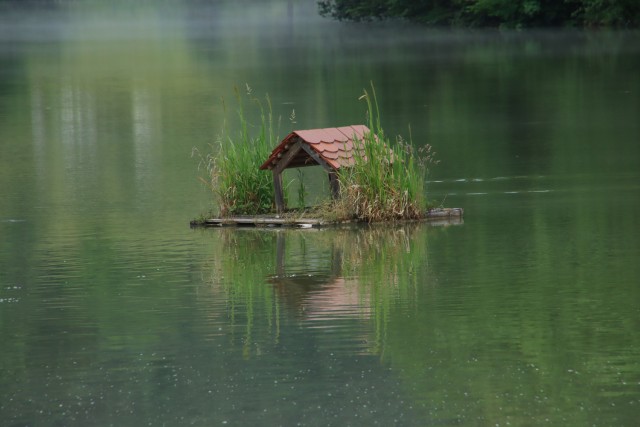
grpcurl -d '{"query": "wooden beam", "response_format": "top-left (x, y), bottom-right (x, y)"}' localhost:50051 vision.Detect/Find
top-left (299, 144), bottom-right (335, 174)
top-left (272, 140), bottom-right (304, 213)
top-left (328, 171), bottom-right (340, 199)
top-left (274, 140), bottom-right (303, 175)
top-left (273, 170), bottom-right (285, 213)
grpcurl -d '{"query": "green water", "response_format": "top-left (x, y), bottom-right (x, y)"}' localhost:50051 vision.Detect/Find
top-left (1, 2), bottom-right (639, 426)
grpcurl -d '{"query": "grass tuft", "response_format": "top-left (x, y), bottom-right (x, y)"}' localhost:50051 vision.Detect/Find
top-left (334, 83), bottom-right (438, 222)
top-left (195, 86), bottom-right (279, 217)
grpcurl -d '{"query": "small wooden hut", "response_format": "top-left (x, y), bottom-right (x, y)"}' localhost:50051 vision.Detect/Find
top-left (259, 125), bottom-right (372, 213)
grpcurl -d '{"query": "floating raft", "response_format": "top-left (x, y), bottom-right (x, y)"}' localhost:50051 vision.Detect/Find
top-left (191, 208), bottom-right (463, 228)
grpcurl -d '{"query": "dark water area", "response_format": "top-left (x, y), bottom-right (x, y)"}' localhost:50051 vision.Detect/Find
top-left (1, 1), bottom-right (639, 425)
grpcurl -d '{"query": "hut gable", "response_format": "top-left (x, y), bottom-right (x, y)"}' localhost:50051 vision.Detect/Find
top-left (259, 125), bottom-right (371, 171)
top-left (260, 124), bottom-right (376, 213)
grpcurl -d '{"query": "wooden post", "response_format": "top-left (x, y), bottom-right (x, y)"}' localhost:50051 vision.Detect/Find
top-left (273, 170), bottom-right (285, 213)
top-left (328, 171), bottom-right (340, 199)
top-left (272, 140), bottom-right (303, 213)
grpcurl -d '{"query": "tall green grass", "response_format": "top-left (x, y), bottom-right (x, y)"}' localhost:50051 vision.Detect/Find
top-left (336, 84), bottom-right (438, 222)
top-left (198, 86), bottom-right (279, 216)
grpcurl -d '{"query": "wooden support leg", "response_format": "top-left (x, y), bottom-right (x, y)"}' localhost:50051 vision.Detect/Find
top-left (273, 170), bottom-right (285, 213)
top-left (328, 171), bottom-right (340, 199)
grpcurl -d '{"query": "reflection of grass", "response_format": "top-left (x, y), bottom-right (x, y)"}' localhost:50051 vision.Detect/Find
top-left (206, 230), bottom-right (280, 358)
top-left (204, 225), bottom-right (432, 358)
top-left (330, 225), bottom-right (429, 354)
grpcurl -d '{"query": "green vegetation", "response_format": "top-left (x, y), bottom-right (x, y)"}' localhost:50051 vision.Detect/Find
top-left (333, 84), bottom-right (438, 222)
top-left (196, 86), bottom-right (278, 217)
top-left (318, 0), bottom-right (640, 28)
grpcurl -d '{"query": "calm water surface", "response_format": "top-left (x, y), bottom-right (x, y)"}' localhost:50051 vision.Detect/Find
top-left (1, 1), bottom-right (639, 426)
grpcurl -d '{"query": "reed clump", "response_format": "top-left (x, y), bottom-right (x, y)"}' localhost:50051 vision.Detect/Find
top-left (334, 84), bottom-right (439, 222)
top-left (197, 86), bottom-right (279, 217)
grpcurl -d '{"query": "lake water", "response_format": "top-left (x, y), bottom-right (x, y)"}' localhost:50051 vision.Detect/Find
top-left (1, 1), bottom-right (639, 426)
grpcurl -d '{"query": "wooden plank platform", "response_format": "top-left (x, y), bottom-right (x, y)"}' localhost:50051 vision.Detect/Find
top-left (425, 208), bottom-right (465, 227)
top-left (426, 207), bottom-right (464, 219)
top-left (191, 208), bottom-right (463, 228)
top-left (201, 216), bottom-right (326, 228)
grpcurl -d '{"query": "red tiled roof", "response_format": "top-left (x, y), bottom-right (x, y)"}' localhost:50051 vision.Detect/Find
top-left (260, 125), bottom-right (373, 171)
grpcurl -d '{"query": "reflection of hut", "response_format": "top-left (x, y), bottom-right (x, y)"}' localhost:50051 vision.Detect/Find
top-left (259, 125), bottom-right (372, 213)
top-left (268, 232), bottom-right (368, 320)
